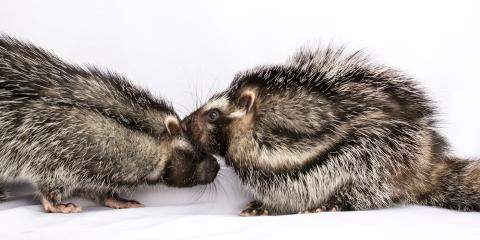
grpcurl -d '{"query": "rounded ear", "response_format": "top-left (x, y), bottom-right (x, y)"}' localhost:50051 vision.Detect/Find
top-left (165, 116), bottom-right (181, 136)
top-left (238, 89), bottom-right (256, 112)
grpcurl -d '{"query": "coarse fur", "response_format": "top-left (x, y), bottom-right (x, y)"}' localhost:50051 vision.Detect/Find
top-left (0, 35), bottom-right (219, 213)
top-left (183, 45), bottom-right (480, 215)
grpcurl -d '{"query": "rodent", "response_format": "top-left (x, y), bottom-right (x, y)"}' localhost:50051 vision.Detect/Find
top-left (0, 35), bottom-right (219, 213)
top-left (182, 46), bottom-right (480, 216)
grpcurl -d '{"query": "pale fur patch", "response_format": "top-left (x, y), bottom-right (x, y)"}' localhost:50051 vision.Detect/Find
top-left (228, 110), bottom-right (247, 118)
top-left (170, 138), bottom-right (193, 151)
top-left (230, 122), bottom-right (350, 171)
top-left (204, 96), bottom-right (230, 111)
top-left (253, 135), bottom-right (343, 170)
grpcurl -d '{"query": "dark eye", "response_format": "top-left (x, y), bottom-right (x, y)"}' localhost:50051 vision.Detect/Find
top-left (207, 109), bottom-right (221, 122)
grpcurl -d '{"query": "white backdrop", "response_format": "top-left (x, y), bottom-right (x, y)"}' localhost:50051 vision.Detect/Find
top-left (1, 1), bottom-right (480, 239)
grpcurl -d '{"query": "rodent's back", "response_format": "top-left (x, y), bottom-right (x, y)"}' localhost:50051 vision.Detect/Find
top-left (0, 35), bottom-right (172, 187)
top-left (0, 35), bottom-right (174, 136)
top-left (229, 47), bottom-right (435, 123)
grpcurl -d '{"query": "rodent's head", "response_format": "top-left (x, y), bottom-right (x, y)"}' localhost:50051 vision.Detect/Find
top-left (182, 86), bottom-right (257, 157)
top-left (157, 116), bottom-right (220, 187)
top-left (183, 66), bottom-right (335, 171)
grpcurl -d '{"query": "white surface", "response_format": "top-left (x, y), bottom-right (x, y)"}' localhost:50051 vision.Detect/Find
top-left (1, 0), bottom-right (480, 239)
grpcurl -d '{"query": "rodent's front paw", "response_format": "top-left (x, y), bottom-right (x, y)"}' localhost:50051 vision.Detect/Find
top-left (239, 201), bottom-right (270, 217)
top-left (44, 203), bottom-right (82, 214)
top-left (298, 205), bottom-right (340, 214)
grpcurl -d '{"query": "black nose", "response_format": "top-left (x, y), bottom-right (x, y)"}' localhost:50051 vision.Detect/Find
top-left (195, 154), bottom-right (220, 184)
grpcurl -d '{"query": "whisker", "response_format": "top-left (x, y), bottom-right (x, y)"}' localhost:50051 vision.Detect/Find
top-left (206, 76), bottom-right (219, 99)
top-left (192, 185), bottom-right (207, 202)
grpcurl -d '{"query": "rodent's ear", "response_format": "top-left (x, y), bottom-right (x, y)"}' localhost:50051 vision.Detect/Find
top-left (238, 89), bottom-right (256, 113)
top-left (165, 116), bottom-right (181, 136)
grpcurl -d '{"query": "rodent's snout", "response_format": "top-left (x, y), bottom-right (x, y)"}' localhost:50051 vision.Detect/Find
top-left (162, 150), bottom-right (219, 188)
top-left (182, 113), bottom-right (214, 154)
top-left (180, 113), bottom-right (219, 185)
top-left (195, 153), bottom-right (220, 185)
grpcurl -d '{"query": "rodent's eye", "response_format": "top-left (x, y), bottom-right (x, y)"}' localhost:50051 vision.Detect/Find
top-left (207, 109), bottom-right (221, 123)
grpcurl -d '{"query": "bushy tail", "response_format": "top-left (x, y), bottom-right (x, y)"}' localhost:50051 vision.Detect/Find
top-left (423, 157), bottom-right (480, 211)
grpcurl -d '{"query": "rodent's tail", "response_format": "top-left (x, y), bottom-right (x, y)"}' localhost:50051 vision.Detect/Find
top-left (422, 157), bottom-right (480, 211)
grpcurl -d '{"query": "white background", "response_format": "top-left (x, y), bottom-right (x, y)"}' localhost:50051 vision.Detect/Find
top-left (1, 1), bottom-right (479, 239)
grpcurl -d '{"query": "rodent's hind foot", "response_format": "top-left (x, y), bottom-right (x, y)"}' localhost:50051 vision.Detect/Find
top-left (239, 201), bottom-right (269, 217)
top-left (41, 198), bottom-right (82, 213)
top-left (103, 197), bottom-right (144, 209)
top-left (298, 205), bottom-right (340, 214)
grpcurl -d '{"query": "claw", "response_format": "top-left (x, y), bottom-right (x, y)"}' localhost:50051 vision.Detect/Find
top-left (298, 205), bottom-right (340, 214)
top-left (240, 201), bottom-right (269, 217)
top-left (103, 197), bottom-right (144, 209)
top-left (42, 201), bottom-right (82, 213)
